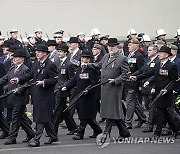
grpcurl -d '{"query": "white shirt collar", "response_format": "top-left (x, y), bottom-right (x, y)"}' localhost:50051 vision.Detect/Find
top-left (15, 63), bottom-right (23, 70)
top-left (169, 56), bottom-right (176, 62)
top-left (60, 57), bottom-right (67, 64)
top-left (161, 59), bottom-right (169, 67)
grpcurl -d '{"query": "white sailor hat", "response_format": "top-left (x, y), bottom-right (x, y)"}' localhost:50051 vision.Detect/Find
top-left (27, 34), bottom-right (36, 39)
top-left (9, 29), bottom-right (18, 33)
top-left (34, 29), bottom-right (43, 33)
top-left (76, 31), bottom-right (85, 36)
top-left (0, 35), bottom-right (5, 40)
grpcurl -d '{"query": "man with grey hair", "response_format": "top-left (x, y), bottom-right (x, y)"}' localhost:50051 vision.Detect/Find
top-left (82, 38), bottom-right (131, 138)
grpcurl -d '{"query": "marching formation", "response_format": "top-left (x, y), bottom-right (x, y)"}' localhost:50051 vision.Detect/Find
top-left (0, 27), bottom-right (180, 148)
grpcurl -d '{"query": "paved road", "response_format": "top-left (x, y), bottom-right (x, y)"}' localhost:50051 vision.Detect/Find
top-left (0, 113), bottom-right (179, 154)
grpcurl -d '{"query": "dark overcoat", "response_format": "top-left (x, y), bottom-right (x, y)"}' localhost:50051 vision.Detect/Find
top-left (65, 68), bottom-right (98, 120)
top-left (19, 58), bottom-right (58, 123)
top-left (137, 60), bottom-right (178, 108)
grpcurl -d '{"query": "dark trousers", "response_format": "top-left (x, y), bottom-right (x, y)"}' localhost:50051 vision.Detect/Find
top-left (0, 111), bottom-right (9, 134)
top-left (6, 107), bottom-right (13, 126)
top-left (125, 89), bottom-right (146, 126)
top-left (104, 119), bottom-right (130, 137)
top-left (143, 94), bottom-right (156, 128)
top-left (53, 94), bottom-right (77, 134)
top-left (34, 122), bottom-right (57, 141)
top-left (77, 119), bottom-right (102, 137)
top-left (154, 107), bottom-right (180, 136)
top-left (8, 105), bottom-right (34, 140)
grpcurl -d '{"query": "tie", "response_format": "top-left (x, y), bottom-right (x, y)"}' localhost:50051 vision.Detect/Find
top-left (160, 62), bottom-right (163, 68)
top-left (3, 56), bottom-right (8, 63)
top-left (14, 66), bottom-right (18, 74)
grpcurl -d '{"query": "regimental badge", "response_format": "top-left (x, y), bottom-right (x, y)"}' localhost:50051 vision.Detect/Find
top-left (159, 69), bottom-right (168, 76)
top-left (150, 62), bottom-right (155, 68)
top-left (128, 58), bottom-right (137, 64)
top-left (60, 69), bottom-right (66, 75)
top-left (70, 58), bottom-right (80, 66)
top-left (79, 73), bottom-right (89, 79)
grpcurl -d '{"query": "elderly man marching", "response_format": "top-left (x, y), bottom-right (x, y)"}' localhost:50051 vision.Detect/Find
top-left (10, 44), bottom-right (58, 147)
top-left (82, 38), bottom-right (131, 139)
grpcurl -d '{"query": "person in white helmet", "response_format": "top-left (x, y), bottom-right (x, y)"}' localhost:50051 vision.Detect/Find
top-left (140, 34), bottom-right (152, 57)
top-left (86, 28), bottom-right (101, 51)
top-left (155, 29), bottom-right (167, 44)
top-left (123, 28), bottom-right (137, 56)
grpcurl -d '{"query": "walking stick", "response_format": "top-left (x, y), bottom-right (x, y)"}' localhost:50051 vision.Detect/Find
top-left (149, 78), bottom-right (180, 108)
top-left (0, 82), bottom-right (36, 99)
top-left (63, 80), bottom-right (109, 112)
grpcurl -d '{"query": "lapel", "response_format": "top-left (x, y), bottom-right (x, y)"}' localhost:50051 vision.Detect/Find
top-left (105, 52), bottom-right (119, 68)
top-left (49, 50), bottom-right (56, 59)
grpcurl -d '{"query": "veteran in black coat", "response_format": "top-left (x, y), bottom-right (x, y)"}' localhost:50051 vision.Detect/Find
top-left (136, 46), bottom-right (180, 137)
top-left (11, 44), bottom-right (58, 147)
top-left (52, 44), bottom-right (77, 135)
top-left (63, 50), bottom-right (102, 140)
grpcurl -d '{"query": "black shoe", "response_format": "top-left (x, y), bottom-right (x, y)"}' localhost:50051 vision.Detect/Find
top-left (150, 134), bottom-right (160, 141)
top-left (22, 135), bottom-right (35, 143)
top-left (28, 139), bottom-right (40, 147)
top-left (171, 132), bottom-right (180, 139)
top-left (60, 124), bottom-right (67, 129)
top-left (72, 135), bottom-right (83, 140)
top-left (142, 127), bottom-right (153, 133)
top-left (4, 139), bottom-right (16, 145)
top-left (0, 133), bottom-right (9, 139)
top-left (89, 131), bottom-right (102, 138)
top-left (44, 137), bottom-right (58, 144)
top-left (161, 129), bottom-right (172, 136)
top-left (134, 118), bottom-right (140, 121)
top-left (99, 118), bottom-right (105, 123)
top-left (119, 134), bottom-right (131, 139)
top-left (134, 121), bottom-right (146, 128)
top-left (66, 129), bottom-right (77, 135)
top-left (125, 124), bottom-right (132, 129)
